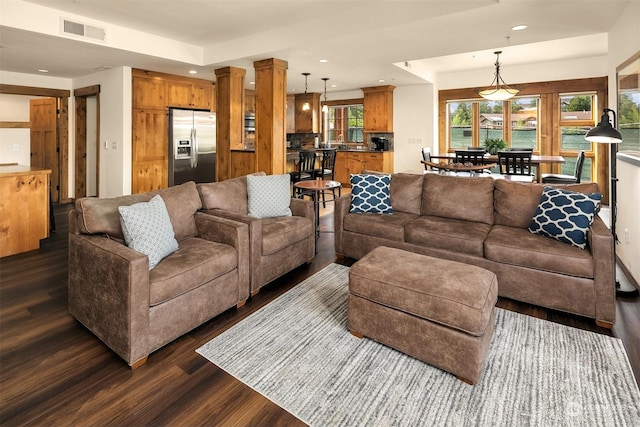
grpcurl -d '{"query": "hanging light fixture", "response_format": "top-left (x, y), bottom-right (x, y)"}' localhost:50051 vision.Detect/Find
top-left (478, 51), bottom-right (519, 101)
top-left (301, 72), bottom-right (311, 111)
top-left (321, 77), bottom-right (329, 113)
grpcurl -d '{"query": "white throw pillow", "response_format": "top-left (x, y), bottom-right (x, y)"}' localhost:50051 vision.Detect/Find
top-left (118, 194), bottom-right (179, 269)
top-left (246, 174), bottom-right (293, 218)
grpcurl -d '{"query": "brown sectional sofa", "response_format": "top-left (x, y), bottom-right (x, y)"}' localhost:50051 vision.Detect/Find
top-left (335, 173), bottom-right (616, 327)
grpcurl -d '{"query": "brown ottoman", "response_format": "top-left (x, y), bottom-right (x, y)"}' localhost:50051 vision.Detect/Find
top-left (348, 246), bottom-right (498, 384)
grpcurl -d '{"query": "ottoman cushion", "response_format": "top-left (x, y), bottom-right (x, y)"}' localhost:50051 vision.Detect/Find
top-left (349, 246), bottom-right (498, 336)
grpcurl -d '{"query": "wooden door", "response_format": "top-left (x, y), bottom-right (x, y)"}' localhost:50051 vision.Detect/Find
top-left (30, 98), bottom-right (58, 201)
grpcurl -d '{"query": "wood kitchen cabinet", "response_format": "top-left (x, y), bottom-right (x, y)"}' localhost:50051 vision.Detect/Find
top-left (132, 74), bottom-right (166, 109)
top-left (0, 166), bottom-right (50, 258)
top-left (286, 95), bottom-right (296, 133)
top-left (294, 93), bottom-right (321, 133)
top-left (362, 85), bottom-right (395, 132)
top-left (334, 151), bottom-right (394, 186)
top-left (131, 108), bottom-right (168, 193)
top-left (245, 89), bottom-right (256, 113)
top-left (167, 80), bottom-right (214, 110)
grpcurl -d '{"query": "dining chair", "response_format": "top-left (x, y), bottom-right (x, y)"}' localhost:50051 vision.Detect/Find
top-left (422, 147), bottom-right (433, 170)
top-left (497, 150), bottom-right (533, 176)
top-left (292, 150), bottom-right (317, 197)
top-left (541, 150), bottom-right (585, 184)
top-left (455, 149), bottom-right (490, 174)
top-left (314, 148), bottom-right (338, 207)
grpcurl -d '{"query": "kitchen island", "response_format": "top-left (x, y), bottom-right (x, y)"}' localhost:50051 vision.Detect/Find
top-left (0, 165), bottom-right (51, 257)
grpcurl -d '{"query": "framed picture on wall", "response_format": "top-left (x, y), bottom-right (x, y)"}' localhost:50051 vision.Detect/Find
top-left (617, 51), bottom-right (640, 153)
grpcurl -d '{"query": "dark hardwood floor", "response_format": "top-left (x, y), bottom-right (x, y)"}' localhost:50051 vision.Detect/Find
top-left (1, 202), bottom-right (638, 426)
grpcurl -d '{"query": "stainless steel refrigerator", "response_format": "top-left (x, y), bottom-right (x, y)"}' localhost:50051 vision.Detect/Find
top-left (168, 108), bottom-right (216, 186)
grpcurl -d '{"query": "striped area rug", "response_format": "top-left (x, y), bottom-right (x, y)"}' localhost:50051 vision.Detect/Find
top-left (197, 263), bottom-right (640, 426)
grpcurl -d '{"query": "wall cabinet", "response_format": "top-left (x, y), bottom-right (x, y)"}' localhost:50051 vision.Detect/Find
top-left (363, 85), bottom-right (395, 133)
top-left (286, 95), bottom-right (296, 133)
top-left (167, 81), bottom-right (214, 110)
top-left (294, 93), bottom-right (321, 133)
top-left (334, 151), bottom-right (394, 186)
top-left (132, 75), bottom-right (166, 109)
top-left (245, 89), bottom-right (256, 113)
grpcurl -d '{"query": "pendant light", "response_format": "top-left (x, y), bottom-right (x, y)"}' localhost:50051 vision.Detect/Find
top-left (301, 72), bottom-right (311, 111)
top-left (321, 77), bottom-right (329, 113)
top-left (479, 51), bottom-right (519, 101)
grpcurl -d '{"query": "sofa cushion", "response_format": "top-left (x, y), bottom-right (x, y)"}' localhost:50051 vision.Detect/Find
top-left (76, 193), bottom-right (151, 239)
top-left (528, 186), bottom-right (602, 249)
top-left (390, 173), bottom-right (424, 215)
top-left (405, 215), bottom-right (492, 257)
top-left (350, 174), bottom-right (393, 214)
top-left (156, 181), bottom-right (202, 241)
top-left (149, 237), bottom-right (238, 306)
top-left (118, 195), bottom-right (179, 270)
top-left (197, 172), bottom-right (266, 215)
top-left (485, 225), bottom-right (594, 278)
top-left (494, 180), bottom-right (600, 229)
top-left (344, 211), bottom-right (419, 242)
top-left (247, 174), bottom-right (292, 218)
top-left (261, 215), bottom-right (314, 256)
top-left (422, 174), bottom-right (494, 225)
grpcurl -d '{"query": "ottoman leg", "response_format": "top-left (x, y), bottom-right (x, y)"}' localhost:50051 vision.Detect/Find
top-left (350, 330), bottom-right (364, 339)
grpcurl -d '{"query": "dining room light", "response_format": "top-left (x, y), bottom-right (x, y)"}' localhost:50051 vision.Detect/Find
top-left (321, 77), bottom-right (329, 113)
top-left (478, 51), bottom-right (519, 101)
top-left (302, 73), bottom-right (311, 111)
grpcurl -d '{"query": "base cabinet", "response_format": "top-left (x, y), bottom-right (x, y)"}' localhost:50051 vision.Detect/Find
top-left (334, 151), bottom-right (394, 186)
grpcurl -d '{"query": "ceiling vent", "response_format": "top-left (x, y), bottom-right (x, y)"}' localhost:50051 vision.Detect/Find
top-left (61, 18), bottom-right (106, 42)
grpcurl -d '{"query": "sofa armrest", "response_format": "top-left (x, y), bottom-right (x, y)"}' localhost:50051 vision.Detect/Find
top-left (588, 216), bottom-right (616, 326)
top-left (334, 194), bottom-right (351, 256)
top-left (68, 232), bottom-right (150, 365)
top-left (290, 197), bottom-right (314, 222)
top-left (195, 212), bottom-right (250, 299)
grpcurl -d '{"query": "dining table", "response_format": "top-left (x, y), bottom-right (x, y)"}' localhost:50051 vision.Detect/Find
top-left (428, 152), bottom-right (564, 182)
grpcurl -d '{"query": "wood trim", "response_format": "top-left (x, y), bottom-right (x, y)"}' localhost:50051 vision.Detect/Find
top-left (74, 85), bottom-right (100, 97)
top-left (0, 121), bottom-right (30, 128)
top-left (0, 84), bottom-right (70, 98)
top-left (323, 98), bottom-right (364, 107)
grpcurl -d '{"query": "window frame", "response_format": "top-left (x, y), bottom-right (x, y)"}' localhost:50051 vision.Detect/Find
top-left (322, 98), bottom-right (364, 144)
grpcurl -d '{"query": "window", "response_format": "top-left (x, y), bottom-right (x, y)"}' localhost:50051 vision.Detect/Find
top-left (439, 78), bottom-right (607, 185)
top-left (325, 104), bottom-right (364, 143)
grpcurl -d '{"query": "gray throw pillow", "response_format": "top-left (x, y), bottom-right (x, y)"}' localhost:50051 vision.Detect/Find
top-left (118, 194), bottom-right (179, 269)
top-left (246, 174), bottom-right (293, 218)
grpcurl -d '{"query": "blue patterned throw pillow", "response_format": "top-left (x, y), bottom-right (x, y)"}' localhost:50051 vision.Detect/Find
top-left (247, 174), bottom-right (292, 218)
top-left (350, 174), bottom-right (393, 214)
top-left (528, 186), bottom-right (602, 249)
top-left (119, 195), bottom-right (179, 269)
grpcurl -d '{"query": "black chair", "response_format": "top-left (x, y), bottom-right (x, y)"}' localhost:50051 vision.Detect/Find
top-left (314, 149), bottom-right (337, 207)
top-left (422, 147), bottom-right (433, 170)
top-left (292, 150), bottom-right (316, 197)
top-left (507, 147), bottom-right (534, 151)
top-left (497, 150), bottom-right (533, 176)
top-left (455, 149), bottom-right (490, 174)
top-left (541, 150), bottom-right (585, 184)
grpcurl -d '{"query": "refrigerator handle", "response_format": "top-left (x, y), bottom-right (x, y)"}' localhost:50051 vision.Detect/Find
top-left (191, 128), bottom-right (198, 168)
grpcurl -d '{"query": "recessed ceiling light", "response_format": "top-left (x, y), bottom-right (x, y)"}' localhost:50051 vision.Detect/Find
top-left (331, 84), bottom-right (337, 88)
top-left (318, 59), bottom-right (328, 63)
top-left (189, 70), bottom-right (198, 74)
top-left (378, 79), bottom-right (385, 83)
top-left (511, 24), bottom-right (528, 31)
top-left (38, 69), bottom-right (49, 73)
top-left (249, 81), bottom-right (255, 85)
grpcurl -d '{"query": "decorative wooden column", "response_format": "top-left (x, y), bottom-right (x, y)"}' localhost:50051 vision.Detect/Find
top-left (253, 58), bottom-right (288, 175)
top-left (215, 66), bottom-right (246, 181)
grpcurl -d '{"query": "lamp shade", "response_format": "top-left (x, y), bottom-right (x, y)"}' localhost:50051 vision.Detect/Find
top-left (478, 87), bottom-right (519, 101)
top-left (585, 110), bottom-right (622, 144)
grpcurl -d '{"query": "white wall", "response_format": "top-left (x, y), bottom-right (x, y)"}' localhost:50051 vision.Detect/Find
top-left (73, 66), bottom-right (132, 197)
top-left (393, 84), bottom-right (434, 173)
top-left (0, 94), bottom-right (37, 165)
top-left (607, 0), bottom-right (640, 283)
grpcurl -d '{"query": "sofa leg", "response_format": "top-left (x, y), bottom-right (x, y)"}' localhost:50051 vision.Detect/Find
top-left (237, 299), bottom-right (247, 308)
top-left (349, 329), bottom-right (364, 339)
top-left (250, 289), bottom-right (260, 298)
top-left (130, 356), bottom-right (148, 370)
top-left (595, 320), bottom-right (614, 329)
top-left (456, 375), bottom-right (475, 385)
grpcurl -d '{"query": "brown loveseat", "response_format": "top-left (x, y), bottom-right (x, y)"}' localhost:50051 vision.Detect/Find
top-left (197, 173), bottom-right (315, 296)
top-left (335, 173), bottom-right (616, 327)
top-left (68, 182), bottom-right (250, 367)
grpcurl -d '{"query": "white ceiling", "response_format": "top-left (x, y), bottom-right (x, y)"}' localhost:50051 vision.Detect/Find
top-left (0, 0), bottom-right (634, 94)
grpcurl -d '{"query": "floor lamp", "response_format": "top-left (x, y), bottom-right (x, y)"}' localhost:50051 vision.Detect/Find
top-left (585, 108), bottom-right (638, 297)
